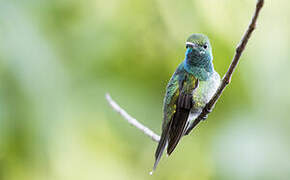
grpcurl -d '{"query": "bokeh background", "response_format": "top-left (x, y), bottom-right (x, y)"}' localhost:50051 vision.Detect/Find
top-left (0, 0), bottom-right (289, 179)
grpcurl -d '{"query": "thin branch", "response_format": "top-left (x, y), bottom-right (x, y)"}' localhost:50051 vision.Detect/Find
top-left (106, 0), bottom-right (264, 141)
top-left (106, 93), bottom-right (160, 142)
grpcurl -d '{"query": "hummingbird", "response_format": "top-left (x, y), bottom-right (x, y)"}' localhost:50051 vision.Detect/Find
top-left (152, 33), bottom-right (220, 173)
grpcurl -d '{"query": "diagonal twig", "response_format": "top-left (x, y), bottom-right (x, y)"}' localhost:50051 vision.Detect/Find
top-left (106, 0), bottom-right (264, 142)
top-left (106, 93), bottom-right (160, 142)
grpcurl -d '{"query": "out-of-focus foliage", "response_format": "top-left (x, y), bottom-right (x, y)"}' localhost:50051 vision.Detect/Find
top-left (0, 0), bottom-right (289, 179)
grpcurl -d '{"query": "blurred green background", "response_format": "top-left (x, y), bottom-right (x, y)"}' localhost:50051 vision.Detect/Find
top-left (0, 0), bottom-right (290, 179)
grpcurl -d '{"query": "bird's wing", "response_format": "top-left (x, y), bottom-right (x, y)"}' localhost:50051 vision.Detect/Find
top-left (153, 66), bottom-right (181, 172)
top-left (167, 74), bottom-right (198, 155)
top-left (153, 64), bottom-right (198, 172)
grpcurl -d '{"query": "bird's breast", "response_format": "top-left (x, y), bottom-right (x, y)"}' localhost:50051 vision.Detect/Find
top-left (192, 71), bottom-right (220, 109)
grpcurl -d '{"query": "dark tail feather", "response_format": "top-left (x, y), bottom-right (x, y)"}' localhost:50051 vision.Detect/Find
top-left (167, 108), bottom-right (189, 155)
top-left (151, 121), bottom-right (172, 173)
top-left (152, 135), bottom-right (167, 173)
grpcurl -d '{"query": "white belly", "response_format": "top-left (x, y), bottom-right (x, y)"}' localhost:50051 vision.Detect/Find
top-left (188, 71), bottom-right (220, 122)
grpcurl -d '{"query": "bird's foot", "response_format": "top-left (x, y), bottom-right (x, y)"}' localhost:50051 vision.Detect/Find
top-left (201, 107), bottom-right (212, 121)
top-left (204, 107), bottom-right (212, 114)
top-left (200, 114), bottom-right (208, 121)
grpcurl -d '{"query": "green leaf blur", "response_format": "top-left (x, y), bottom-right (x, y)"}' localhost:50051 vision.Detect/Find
top-left (0, 0), bottom-right (289, 179)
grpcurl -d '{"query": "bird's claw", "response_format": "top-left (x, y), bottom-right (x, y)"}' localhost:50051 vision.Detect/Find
top-left (200, 114), bottom-right (208, 121)
top-left (205, 107), bottom-right (212, 113)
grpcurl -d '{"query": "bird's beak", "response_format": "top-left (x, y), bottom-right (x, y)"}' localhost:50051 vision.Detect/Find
top-left (186, 42), bottom-right (197, 49)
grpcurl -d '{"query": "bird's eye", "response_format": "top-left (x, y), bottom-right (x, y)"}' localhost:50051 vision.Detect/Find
top-left (203, 44), bottom-right (208, 49)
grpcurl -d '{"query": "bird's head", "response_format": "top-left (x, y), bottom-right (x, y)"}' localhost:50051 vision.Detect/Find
top-left (185, 34), bottom-right (213, 66)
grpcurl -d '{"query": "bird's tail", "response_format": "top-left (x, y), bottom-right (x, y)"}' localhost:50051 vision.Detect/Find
top-left (151, 121), bottom-right (172, 174)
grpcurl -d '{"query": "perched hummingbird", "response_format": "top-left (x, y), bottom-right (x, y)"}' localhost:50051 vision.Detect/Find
top-left (152, 34), bottom-right (220, 172)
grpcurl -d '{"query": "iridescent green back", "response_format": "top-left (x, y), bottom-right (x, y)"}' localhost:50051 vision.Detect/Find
top-left (162, 63), bottom-right (197, 130)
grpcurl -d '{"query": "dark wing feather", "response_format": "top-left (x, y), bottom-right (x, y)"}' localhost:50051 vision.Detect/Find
top-left (167, 93), bottom-right (192, 155)
top-left (152, 67), bottom-right (181, 173)
top-left (152, 64), bottom-right (198, 172)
